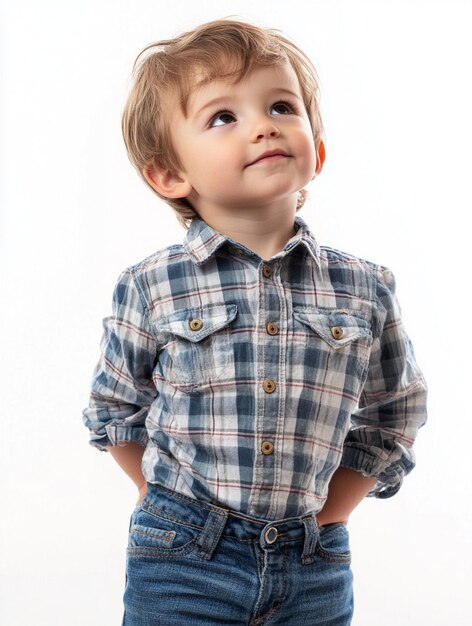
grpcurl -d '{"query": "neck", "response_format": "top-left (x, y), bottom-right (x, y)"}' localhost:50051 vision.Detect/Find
top-left (196, 202), bottom-right (298, 260)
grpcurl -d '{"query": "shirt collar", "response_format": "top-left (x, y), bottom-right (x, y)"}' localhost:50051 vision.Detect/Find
top-left (183, 215), bottom-right (321, 269)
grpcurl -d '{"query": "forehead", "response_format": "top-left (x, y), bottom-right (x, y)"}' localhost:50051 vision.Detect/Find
top-left (194, 62), bottom-right (301, 104)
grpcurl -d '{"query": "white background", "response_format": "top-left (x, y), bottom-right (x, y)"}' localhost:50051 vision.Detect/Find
top-left (1, 1), bottom-right (471, 624)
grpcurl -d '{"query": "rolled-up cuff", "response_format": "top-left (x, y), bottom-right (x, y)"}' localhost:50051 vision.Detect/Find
top-left (340, 446), bottom-right (410, 499)
top-left (88, 425), bottom-right (149, 452)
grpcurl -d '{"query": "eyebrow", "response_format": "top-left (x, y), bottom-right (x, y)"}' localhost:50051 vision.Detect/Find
top-left (191, 88), bottom-right (303, 120)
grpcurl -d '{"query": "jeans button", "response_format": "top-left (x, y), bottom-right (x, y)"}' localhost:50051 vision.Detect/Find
top-left (264, 526), bottom-right (278, 544)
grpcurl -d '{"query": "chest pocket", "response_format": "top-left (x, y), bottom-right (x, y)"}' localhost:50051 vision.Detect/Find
top-left (292, 307), bottom-right (373, 379)
top-left (156, 303), bottom-right (238, 391)
top-left (293, 308), bottom-right (371, 348)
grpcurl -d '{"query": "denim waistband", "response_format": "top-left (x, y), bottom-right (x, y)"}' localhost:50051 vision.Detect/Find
top-left (142, 482), bottom-right (320, 564)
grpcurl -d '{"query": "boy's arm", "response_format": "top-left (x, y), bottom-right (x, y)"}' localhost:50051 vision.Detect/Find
top-left (339, 265), bottom-right (428, 500)
top-left (107, 442), bottom-right (148, 504)
top-left (83, 268), bottom-right (157, 465)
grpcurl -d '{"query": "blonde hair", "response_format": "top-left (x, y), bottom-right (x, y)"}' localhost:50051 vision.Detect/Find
top-left (122, 18), bottom-right (324, 229)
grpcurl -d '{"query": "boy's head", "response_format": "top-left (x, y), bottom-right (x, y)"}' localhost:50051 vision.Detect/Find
top-left (122, 19), bottom-right (325, 229)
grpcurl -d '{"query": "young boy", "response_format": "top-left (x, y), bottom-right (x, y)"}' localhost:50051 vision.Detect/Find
top-left (83, 18), bottom-right (427, 626)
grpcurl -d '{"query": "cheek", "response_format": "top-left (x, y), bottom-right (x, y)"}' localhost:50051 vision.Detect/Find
top-left (202, 144), bottom-right (241, 178)
top-left (297, 136), bottom-right (317, 176)
top-left (292, 123), bottom-right (316, 154)
top-left (186, 150), bottom-right (240, 195)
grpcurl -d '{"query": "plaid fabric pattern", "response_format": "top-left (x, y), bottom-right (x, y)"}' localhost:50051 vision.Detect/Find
top-left (83, 216), bottom-right (427, 519)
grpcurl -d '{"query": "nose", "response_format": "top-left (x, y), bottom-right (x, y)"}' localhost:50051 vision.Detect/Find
top-left (253, 119), bottom-right (281, 141)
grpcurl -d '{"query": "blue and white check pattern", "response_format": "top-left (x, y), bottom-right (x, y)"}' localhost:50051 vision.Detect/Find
top-left (83, 216), bottom-right (427, 520)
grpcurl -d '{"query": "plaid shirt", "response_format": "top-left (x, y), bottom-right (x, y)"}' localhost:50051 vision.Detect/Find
top-left (83, 216), bottom-right (427, 520)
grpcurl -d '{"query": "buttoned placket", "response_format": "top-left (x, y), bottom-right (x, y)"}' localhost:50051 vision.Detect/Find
top-left (248, 258), bottom-right (288, 519)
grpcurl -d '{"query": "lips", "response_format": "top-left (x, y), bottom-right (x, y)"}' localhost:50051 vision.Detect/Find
top-left (247, 149), bottom-right (289, 166)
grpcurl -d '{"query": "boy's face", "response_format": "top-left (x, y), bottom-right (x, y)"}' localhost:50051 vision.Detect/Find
top-left (146, 61), bottom-right (323, 219)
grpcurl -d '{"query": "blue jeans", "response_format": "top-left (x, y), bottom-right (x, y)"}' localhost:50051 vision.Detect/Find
top-left (122, 483), bottom-right (353, 625)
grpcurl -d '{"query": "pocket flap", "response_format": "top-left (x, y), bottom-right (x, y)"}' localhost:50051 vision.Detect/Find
top-left (157, 303), bottom-right (237, 342)
top-left (293, 308), bottom-right (370, 348)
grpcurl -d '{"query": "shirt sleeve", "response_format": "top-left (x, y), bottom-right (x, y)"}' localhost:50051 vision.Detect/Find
top-left (82, 268), bottom-right (158, 452)
top-left (340, 265), bottom-right (428, 498)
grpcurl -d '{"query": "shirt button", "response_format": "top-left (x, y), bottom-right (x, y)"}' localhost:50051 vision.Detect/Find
top-left (261, 441), bottom-right (274, 455)
top-left (262, 264), bottom-right (272, 278)
top-left (189, 319), bottom-right (203, 331)
top-left (262, 378), bottom-right (276, 393)
top-left (266, 322), bottom-right (279, 335)
top-left (264, 526), bottom-right (278, 544)
top-left (331, 326), bottom-right (344, 340)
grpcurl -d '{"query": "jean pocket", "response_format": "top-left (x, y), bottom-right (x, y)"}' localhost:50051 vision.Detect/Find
top-left (126, 499), bottom-right (202, 558)
top-left (155, 303), bottom-right (238, 392)
top-left (315, 522), bottom-right (351, 564)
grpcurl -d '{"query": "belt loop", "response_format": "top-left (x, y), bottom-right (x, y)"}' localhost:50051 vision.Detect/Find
top-left (301, 514), bottom-right (319, 565)
top-left (195, 508), bottom-right (228, 560)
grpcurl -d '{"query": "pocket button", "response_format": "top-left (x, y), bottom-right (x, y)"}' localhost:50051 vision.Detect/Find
top-left (189, 318), bottom-right (203, 331)
top-left (331, 326), bottom-right (344, 340)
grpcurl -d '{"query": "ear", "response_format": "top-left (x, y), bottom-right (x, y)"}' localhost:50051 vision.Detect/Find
top-left (313, 139), bottom-right (326, 177)
top-left (143, 161), bottom-right (193, 199)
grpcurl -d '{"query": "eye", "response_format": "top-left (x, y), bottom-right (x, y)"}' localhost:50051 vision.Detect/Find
top-left (270, 101), bottom-right (295, 115)
top-left (208, 110), bottom-right (237, 127)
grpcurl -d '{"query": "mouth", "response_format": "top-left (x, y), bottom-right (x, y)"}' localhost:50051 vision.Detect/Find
top-left (247, 149), bottom-right (290, 167)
